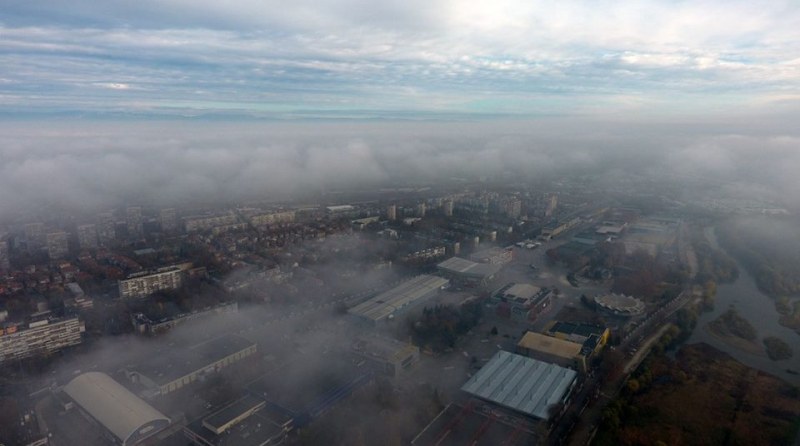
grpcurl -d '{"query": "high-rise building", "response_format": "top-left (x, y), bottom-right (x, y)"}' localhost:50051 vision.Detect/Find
top-left (96, 211), bottom-right (116, 246)
top-left (416, 202), bottom-right (426, 218)
top-left (24, 222), bottom-right (46, 251)
top-left (77, 224), bottom-right (98, 250)
top-left (46, 231), bottom-right (69, 260)
top-left (443, 200), bottom-right (454, 217)
top-left (545, 193), bottom-right (558, 218)
top-left (0, 233), bottom-right (9, 271)
top-left (159, 208), bottom-right (178, 233)
top-left (126, 206), bottom-right (144, 238)
top-left (0, 316), bottom-right (85, 364)
top-left (386, 204), bottom-right (397, 221)
top-left (119, 266), bottom-right (184, 299)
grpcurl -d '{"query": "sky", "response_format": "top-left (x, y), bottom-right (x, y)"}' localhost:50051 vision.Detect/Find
top-left (2, 0), bottom-right (799, 119)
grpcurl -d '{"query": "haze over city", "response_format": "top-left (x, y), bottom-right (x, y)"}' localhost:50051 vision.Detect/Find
top-left (1, 1), bottom-right (800, 446)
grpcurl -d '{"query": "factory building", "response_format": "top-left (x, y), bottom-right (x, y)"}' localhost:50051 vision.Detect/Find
top-left (348, 275), bottom-right (449, 325)
top-left (118, 265), bottom-right (185, 299)
top-left (63, 372), bottom-right (170, 446)
top-left (124, 334), bottom-right (256, 398)
top-left (469, 247), bottom-right (513, 265)
top-left (184, 395), bottom-right (292, 446)
top-left (461, 350), bottom-right (577, 421)
top-left (0, 315), bottom-right (84, 364)
top-left (352, 336), bottom-right (420, 377)
top-left (436, 257), bottom-right (501, 287)
top-left (489, 283), bottom-right (552, 321)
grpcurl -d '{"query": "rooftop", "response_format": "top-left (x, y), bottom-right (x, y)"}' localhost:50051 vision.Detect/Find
top-left (461, 350), bottom-right (577, 420)
top-left (548, 322), bottom-right (606, 339)
top-left (437, 257), bottom-right (502, 278)
top-left (349, 275), bottom-right (448, 322)
top-left (517, 332), bottom-right (583, 360)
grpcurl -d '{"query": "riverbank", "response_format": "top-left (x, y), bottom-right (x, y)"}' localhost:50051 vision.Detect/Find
top-left (705, 323), bottom-right (765, 357)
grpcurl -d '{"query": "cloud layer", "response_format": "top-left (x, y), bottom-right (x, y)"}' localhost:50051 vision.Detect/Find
top-left (1, 0), bottom-right (799, 118)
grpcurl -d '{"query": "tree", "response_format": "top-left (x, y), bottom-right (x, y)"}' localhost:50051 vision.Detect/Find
top-left (490, 326), bottom-right (498, 335)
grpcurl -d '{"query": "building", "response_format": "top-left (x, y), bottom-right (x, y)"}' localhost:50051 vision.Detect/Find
top-left (46, 231), bottom-right (69, 260)
top-left (77, 224), bottom-right (99, 250)
top-left (416, 202), bottom-right (427, 218)
top-left (546, 321), bottom-right (610, 348)
top-left (411, 402), bottom-right (539, 446)
top-left (469, 247), bottom-right (513, 265)
top-left (131, 302), bottom-right (238, 335)
top-left (118, 265), bottom-right (184, 299)
top-left (0, 233), bottom-right (9, 271)
top-left (386, 204), bottom-right (397, 221)
top-left (184, 213), bottom-right (239, 232)
top-left (351, 336), bottom-right (420, 377)
top-left (0, 315), bottom-right (84, 364)
top-left (443, 199), bottom-right (454, 217)
top-left (436, 256), bottom-right (502, 287)
top-left (126, 206), bottom-right (144, 238)
top-left (490, 283), bottom-right (552, 321)
top-left (325, 205), bottom-right (358, 219)
top-left (348, 275), bottom-right (449, 325)
top-left (24, 222), bottom-right (46, 249)
top-left (461, 350), bottom-right (577, 420)
top-left (540, 217), bottom-right (581, 240)
top-left (63, 372), bottom-right (170, 446)
top-left (249, 210), bottom-right (296, 226)
top-left (184, 395), bottom-right (292, 446)
top-left (516, 332), bottom-right (587, 372)
top-left (96, 211), bottom-right (117, 246)
top-left (159, 208), bottom-right (179, 233)
top-left (594, 293), bottom-right (645, 316)
top-left (125, 334), bottom-right (257, 398)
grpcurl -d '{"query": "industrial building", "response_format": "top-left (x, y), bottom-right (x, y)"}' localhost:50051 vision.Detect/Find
top-left (184, 395), bottom-right (292, 446)
top-left (348, 275), bottom-right (449, 325)
top-left (436, 257), bottom-right (501, 287)
top-left (131, 301), bottom-right (238, 335)
top-left (63, 372), bottom-right (170, 446)
top-left (247, 357), bottom-right (374, 427)
top-left (461, 351), bottom-right (577, 420)
top-left (516, 332), bottom-right (588, 372)
top-left (594, 293), bottom-right (645, 316)
top-left (125, 334), bottom-right (256, 397)
top-left (351, 336), bottom-right (420, 377)
top-left (490, 283), bottom-right (552, 321)
top-left (469, 247), bottom-right (513, 265)
top-left (411, 402), bottom-right (539, 446)
top-left (0, 315), bottom-right (84, 364)
top-left (118, 265), bottom-right (185, 299)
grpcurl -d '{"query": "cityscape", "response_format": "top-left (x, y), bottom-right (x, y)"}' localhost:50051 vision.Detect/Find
top-left (2, 1), bottom-right (800, 445)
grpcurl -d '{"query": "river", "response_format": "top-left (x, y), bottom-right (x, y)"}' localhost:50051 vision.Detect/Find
top-left (687, 226), bottom-right (800, 385)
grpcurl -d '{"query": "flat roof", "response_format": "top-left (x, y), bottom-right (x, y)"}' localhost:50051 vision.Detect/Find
top-left (411, 403), bottom-right (539, 446)
top-left (349, 275), bottom-right (448, 322)
top-left (548, 322), bottom-right (606, 339)
top-left (504, 284), bottom-right (539, 300)
top-left (517, 332), bottom-right (583, 359)
top-left (203, 395), bottom-right (265, 434)
top-left (133, 334), bottom-right (256, 386)
top-left (437, 257), bottom-right (502, 278)
top-left (461, 351), bottom-right (577, 420)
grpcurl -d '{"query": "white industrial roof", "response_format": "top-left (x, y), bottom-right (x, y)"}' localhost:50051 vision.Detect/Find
top-left (437, 257), bottom-right (502, 278)
top-left (461, 350), bottom-right (577, 420)
top-left (349, 275), bottom-right (448, 322)
top-left (64, 372), bottom-right (170, 445)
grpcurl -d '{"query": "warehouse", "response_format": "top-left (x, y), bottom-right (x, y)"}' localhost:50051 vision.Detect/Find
top-left (63, 372), bottom-right (170, 446)
top-left (436, 257), bottom-right (502, 287)
top-left (125, 333), bottom-right (257, 397)
top-left (461, 351), bottom-right (577, 420)
top-left (516, 331), bottom-right (587, 372)
top-left (184, 395), bottom-right (292, 446)
top-left (349, 275), bottom-right (449, 325)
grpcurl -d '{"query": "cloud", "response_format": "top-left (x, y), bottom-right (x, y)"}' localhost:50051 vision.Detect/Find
top-left (0, 1), bottom-right (798, 118)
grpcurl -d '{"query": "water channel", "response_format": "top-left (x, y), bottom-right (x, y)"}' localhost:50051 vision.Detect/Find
top-left (688, 228), bottom-right (800, 385)
top-left (687, 226), bottom-right (800, 385)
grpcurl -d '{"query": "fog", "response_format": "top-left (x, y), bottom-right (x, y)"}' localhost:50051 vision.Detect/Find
top-left (0, 116), bottom-right (798, 221)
